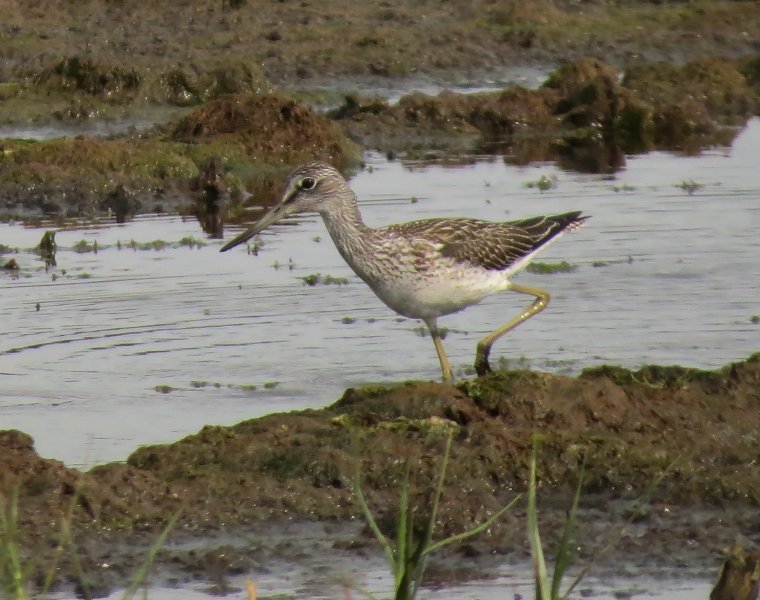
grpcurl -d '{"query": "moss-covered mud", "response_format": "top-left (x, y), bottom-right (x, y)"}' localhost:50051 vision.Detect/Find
top-left (0, 0), bottom-right (759, 221)
top-left (0, 91), bottom-right (360, 223)
top-left (335, 56), bottom-right (760, 170)
top-left (2, 55), bottom-right (759, 222)
top-left (3, 354), bottom-right (760, 595)
top-left (1, 1), bottom-right (758, 92)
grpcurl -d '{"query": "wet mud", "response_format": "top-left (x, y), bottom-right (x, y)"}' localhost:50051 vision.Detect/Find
top-left (3, 354), bottom-right (760, 595)
top-left (0, 91), bottom-right (360, 223)
top-left (334, 56), bottom-right (759, 171)
top-left (0, 6), bottom-right (758, 222)
top-left (2, 56), bottom-right (758, 222)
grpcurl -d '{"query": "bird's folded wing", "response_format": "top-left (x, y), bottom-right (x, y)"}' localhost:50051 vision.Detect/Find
top-left (438, 224), bottom-right (535, 270)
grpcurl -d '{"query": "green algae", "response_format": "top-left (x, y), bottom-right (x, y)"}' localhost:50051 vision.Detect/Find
top-left (579, 363), bottom-right (725, 390)
top-left (526, 261), bottom-right (577, 274)
top-left (300, 273), bottom-right (350, 286)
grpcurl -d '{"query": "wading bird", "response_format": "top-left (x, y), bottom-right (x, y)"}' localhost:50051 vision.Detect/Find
top-left (221, 162), bottom-right (587, 382)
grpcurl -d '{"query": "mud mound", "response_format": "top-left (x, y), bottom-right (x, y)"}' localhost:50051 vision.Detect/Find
top-left (336, 57), bottom-right (756, 170)
top-left (33, 56), bottom-right (142, 98)
top-left (171, 92), bottom-right (359, 169)
top-left (122, 353), bottom-right (760, 524)
top-left (4, 354), bottom-right (760, 594)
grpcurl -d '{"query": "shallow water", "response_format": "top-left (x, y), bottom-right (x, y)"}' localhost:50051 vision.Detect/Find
top-left (57, 519), bottom-right (716, 599)
top-left (96, 567), bottom-right (712, 600)
top-left (1, 119), bottom-right (759, 469)
top-left (302, 64), bottom-right (550, 105)
top-left (0, 106), bottom-right (183, 140)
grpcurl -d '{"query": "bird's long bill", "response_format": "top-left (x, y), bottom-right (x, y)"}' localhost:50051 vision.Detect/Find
top-left (219, 204), bottom-right (287, 252)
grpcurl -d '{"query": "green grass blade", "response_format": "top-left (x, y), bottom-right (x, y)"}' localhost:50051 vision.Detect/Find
top-left (551, 459), bottom-right (585, 598)
top-left (425, 494), bottom-right (521, 555)
top-left (394, 465), bottom-right (410, 590)
top-left (408, 432), bottom-right (452, 598)
top-left (42, 480), bottom-right (90, 595)
top-left (528, 441), bottom-right (551, 600)
top-left (353, 463), bottom-right (396, 576)
top-left (121, 509), bottom-right (182, 600)
top-left (0, 489), bottom-right (28, 600)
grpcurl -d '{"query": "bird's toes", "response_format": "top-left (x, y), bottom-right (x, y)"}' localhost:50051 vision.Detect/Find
top-left (474, 355), bottom-right (492, 377)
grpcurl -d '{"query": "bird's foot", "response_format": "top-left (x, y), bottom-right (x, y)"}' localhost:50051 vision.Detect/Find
top-left (474, 353), bottom-right (492, 377)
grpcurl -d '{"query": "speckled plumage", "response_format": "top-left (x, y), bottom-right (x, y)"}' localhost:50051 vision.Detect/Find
top-left (221, 161), bottom-right (588, 381)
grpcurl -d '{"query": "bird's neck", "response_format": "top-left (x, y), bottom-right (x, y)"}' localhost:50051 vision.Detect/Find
top-left (320, 195), bottom-right (375, 272)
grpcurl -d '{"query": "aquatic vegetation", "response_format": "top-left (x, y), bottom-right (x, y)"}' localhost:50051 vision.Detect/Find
top-left (154, 385), bottom-right (174, 394)
top-left (247, 239), bottom-right (264, 255)
top-left (526, 261), bottom-right (577, 274)
top-left (677, 179), bottom-right (704, 195)
top-left (580, 363), bottom-right (724, 390)
top-left (37, 231), bottom-right (56, 263)
top-left (2, 258), bottom-right (19, 271)
top-left (411, 325), bottom-right (465, 340)
top-left (300, 273), bottom-right (350, 286)
top-left (751, 315), bottom-right (759, 324)
top-left (341, 316), bottom-right (357, 324)
top-left (593, 256), bottom-right (633, 268)
top-left (525, 174), bottom-right (559, 191)
top-left (35, 231), bottom-right (57, 268)
top-left (190, 380), bottom-right (275, 391)
top-left (124, 239), bottom-right (166, 251)
top-left (178, 236), bottom-right (206, 249)
top-left (72, 239), bottom-right (96, 253)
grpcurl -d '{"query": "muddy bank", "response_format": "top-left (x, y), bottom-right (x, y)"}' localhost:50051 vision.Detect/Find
top-left (0, 91), bottom-right (360, 225)
top-left (2, 57), bottom-right (758, 223)
top-left (2, 354), bottom-right (759, 595)
top-left (1, 1), bottom-right (758, 95)
top-left (334, 56), bottom-right (760, 170)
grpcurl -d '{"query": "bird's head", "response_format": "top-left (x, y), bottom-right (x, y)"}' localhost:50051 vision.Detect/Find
top-left (220, 161), bottom-right (348, 252)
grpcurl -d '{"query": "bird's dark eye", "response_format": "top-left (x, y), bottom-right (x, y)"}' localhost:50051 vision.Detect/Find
top-left (300, 177), bottom-right (316, 190)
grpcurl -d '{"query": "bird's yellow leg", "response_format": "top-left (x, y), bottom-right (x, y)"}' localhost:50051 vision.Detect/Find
top-left (425, 318), bottom-right (453, 383)
top-left (474, 283), bottom-right (550, 376)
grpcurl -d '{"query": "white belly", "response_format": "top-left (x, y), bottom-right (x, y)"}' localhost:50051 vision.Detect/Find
top-left (368, 268), bottom-right (511, 319)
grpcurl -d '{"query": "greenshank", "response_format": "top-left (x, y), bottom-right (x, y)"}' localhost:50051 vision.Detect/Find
top-left (221, 161), bottom-right (587, 382)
